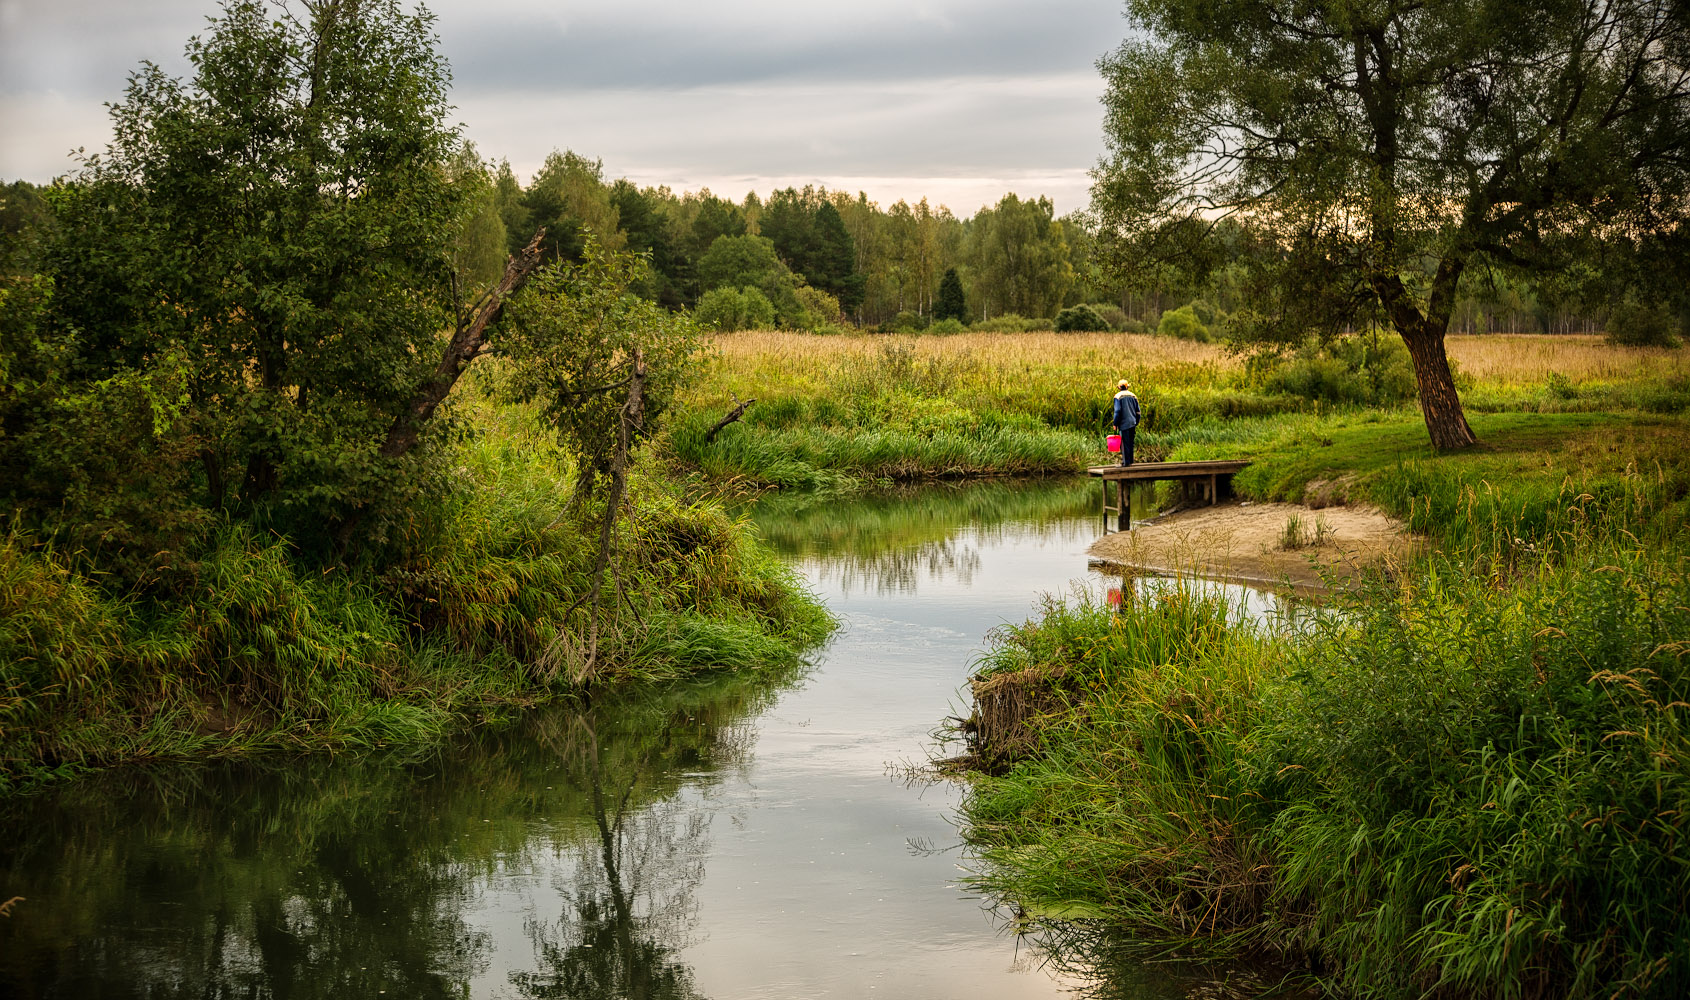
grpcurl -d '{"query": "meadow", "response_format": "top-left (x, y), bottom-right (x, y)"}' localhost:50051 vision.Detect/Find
top-left (672, 330), bottom-right (1690, 488)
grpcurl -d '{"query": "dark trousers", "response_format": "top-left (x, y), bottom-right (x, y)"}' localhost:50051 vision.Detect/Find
top-left (1116, 426), bottom-right (1135, 465)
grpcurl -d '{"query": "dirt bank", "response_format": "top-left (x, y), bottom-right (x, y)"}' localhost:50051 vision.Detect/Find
top-left (1088, 501), bottom-right (1418, 591)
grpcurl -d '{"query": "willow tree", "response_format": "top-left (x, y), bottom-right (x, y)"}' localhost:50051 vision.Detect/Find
top-left (1093, 0), bottom-right (1690, 449)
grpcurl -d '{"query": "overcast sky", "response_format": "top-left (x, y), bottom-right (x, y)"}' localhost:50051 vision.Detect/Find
top-left (0, 0), bottom-right (1127, 215)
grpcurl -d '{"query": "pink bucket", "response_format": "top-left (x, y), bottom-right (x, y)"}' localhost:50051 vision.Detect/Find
top-left (1106, 434), bottom-right (1122, 453)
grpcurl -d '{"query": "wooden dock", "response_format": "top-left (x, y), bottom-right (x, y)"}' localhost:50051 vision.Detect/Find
top-left (1087, 460), bottom-right (1251, 533)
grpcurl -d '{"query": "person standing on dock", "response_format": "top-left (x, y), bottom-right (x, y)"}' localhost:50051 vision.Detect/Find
top-left (1111, 379), bottom-right (1140, 466)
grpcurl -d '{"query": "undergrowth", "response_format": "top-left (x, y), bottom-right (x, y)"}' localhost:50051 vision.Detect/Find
top-left (954, 485), bottom-right (1690, 998)
top-left (0, 403), bottom-right (833, 794)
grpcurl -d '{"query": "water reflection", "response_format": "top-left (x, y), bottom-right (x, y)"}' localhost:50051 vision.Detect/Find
top-left (0, 670), bottom-right (788, 999)
top-left (511, 715), bottom-right (713, 999)
top-left (750, 479), bottom-right (1102, 595)
top-left (1094, 570), bottom-right (1327, 631)
top-left (1, 478), bottom-right (1295, 1000)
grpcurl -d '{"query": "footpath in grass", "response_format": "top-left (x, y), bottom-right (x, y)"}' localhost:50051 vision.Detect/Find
top-left (948, 415), bottom-right (1690, 998)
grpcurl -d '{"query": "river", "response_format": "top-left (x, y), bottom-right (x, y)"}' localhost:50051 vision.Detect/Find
top-left (0, 479), bottom-right (1295, 999)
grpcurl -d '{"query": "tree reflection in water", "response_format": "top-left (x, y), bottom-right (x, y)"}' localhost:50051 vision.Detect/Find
top-left (0, 668), bottom-right (786, 999)
top-left (748, 479), bottom-right (1096, 595)
top-left (512, 714), bottom-right (716, 1000)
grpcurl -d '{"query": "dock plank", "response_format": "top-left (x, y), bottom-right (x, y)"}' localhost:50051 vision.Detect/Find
top-left (1089, 460), bottom-right (1251, 533)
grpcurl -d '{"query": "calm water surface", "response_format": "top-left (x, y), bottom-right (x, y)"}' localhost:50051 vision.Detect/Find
top-left (0, 480), bottom-right (1296, 999)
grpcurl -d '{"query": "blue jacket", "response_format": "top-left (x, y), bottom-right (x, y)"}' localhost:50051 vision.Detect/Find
top-left (1112, 390), bottom-right (1140, 431)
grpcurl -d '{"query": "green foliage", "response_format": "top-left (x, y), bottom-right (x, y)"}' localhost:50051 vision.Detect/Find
top-left (520, 149), bottom-right (625, 262)
top-left (1054, 304), bottom-right (1110, 332)
top-left (960, 518), bottom-right (1690, 996)
top-left (966, 194), bottom-right (1074, 320)
top-left (928, 318), bottom-right (967, 334)
top-left (696, 234), bottom-right (787, 292)
top-left (792, 283), bottom-right (842, 328)
top-left (0, 3), bottom-right (833, 790)
top-left (758, 187), bottom-right (862, 312)
top-left (970, 312), bottom-right (1045, 333)
top-left (0, 398), bottom-right (832, 791)
top-left (1156, 304), bottom-right (1210, 341)
top-left (39, 0), bottom-right (467, 550)
top-left (935, 266), bottom-right (968, 322)
top-left (1607, 298), bottom-right (1684, 348)
top-left (1093, 0), bottom-right (1690, 448)
top-left (693, 285), bottom-right (776, 332)
top-left (1259, 332), bottom-right (1418, 406)
top-left (498, 239), bottom-right (705, 491)
top-left (890, 310), bottom-right (929, 333)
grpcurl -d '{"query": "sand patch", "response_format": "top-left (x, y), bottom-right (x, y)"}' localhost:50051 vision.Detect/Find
top-left (1088, 501), bottom-right (1418, 591)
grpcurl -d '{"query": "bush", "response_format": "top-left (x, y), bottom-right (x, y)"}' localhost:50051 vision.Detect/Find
top-left (1156, 304), bottom-right (1211, 341)
top-left (1607, 298), bottom-right (1684, 347)
top-left (892, 310), bottom-right (929, 333)
top-left (971, 313), bottom-right (1038, 333)
top-left (1091, 303), bottom-right (1129, 331)
top-left (694, 286), bottom-right (776, 332)
top-left (1055, 304), bottom-right (1110, 332)
top-left (794, 284), bottom-right (842, 329)
top-left (1118, 317), bottom-right (1147, 334)
top-left (928, 317), bottom-right (967, 334)
top-left (1261, 332), bottom-right (1417, 405)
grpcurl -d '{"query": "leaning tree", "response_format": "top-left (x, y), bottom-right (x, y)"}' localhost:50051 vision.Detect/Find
top-left (1093, 0), bottom-right (1690, 449)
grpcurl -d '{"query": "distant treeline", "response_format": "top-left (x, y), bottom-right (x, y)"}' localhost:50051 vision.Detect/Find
top-left (2, 162), bottom-right (1620, 338)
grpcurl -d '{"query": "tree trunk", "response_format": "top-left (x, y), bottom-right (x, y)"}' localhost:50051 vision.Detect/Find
top-left (1401, 322), bottom-right (1477, 451)
top-left (335, 231), bottom-right (543, 552)
top-left (377, 230), bottom-right (544, 460)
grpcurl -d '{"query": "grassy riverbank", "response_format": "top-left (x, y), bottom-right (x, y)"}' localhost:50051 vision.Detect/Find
top-left (951, 417), bottom-right (1690, 997)
top-left (0, 394), bottom-right (832, 794)
top-left (672, 331), bottom-right (1690, 487)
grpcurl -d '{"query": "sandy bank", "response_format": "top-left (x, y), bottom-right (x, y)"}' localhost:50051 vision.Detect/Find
top-left (1087, 501), bottom-right (1418, 591)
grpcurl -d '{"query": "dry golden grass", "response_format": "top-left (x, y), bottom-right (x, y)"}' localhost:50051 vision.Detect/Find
top-left (1446, 334), bottom-right (1689, 384)
top-left (711, 330), bottom-right (1685, 390)
top-left (705, 330), bottom-right (1235, 397)
top-left (710, 330), bottom-right (1231, 369)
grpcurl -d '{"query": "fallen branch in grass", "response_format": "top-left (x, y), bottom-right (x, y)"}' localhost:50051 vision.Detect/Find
top-left (704, 392), bottom-right (757, 443)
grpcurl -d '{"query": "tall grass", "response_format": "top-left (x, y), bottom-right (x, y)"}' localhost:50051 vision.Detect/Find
top-left (955, 492), bottom-right (1690, 997)
top-left (677, 332), bottom-right (1687, 486)
top-left (0, 394), bottom-right (834, 793)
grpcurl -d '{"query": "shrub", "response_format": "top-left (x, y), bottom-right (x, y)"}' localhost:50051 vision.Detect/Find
top-left (794, 284), bottom-right (842, 329)
top-left (928, 317), bottom-right (967, 334)
top-left (1261, 332), bottom-right (1417, 405)
top-left (892, 310), bottom-right (930, 333)
top-left (1607, 297), bottom-right (1683, 347)
top-left (1055, 304), bottom-right (1110, 332)
top-left (694, 286), bottom-right (776, 332)
top-left (1156, 304), bottom-right (1211, 341)
top-left (1091, 303), bottom-right (1130, 330)
top-left (972, 313), bottom-right (1038, 333)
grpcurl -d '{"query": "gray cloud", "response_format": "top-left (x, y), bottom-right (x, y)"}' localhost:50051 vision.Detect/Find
top-left (1, 0), bottom-right (1126, 212)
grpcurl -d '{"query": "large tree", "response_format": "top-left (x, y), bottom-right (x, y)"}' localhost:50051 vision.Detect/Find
top-left (1093, 0), bottom-right (1690, 449)
top-left (965, 194), bottom-right (1074, 320)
